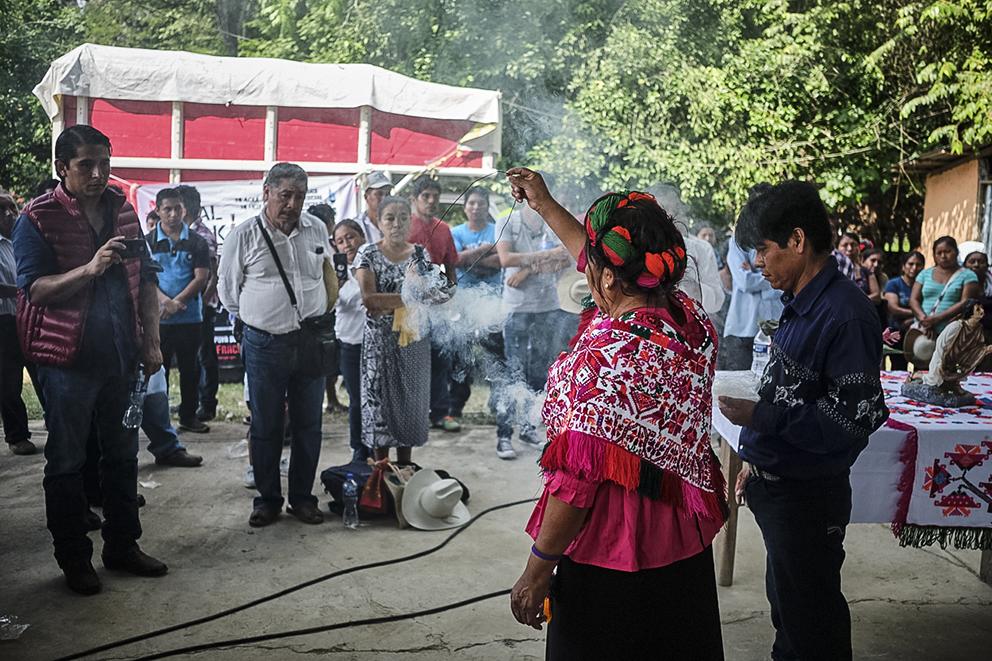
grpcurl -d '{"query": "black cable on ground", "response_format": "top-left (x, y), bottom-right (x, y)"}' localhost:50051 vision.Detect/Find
top-left (57, 497), bottom-right (536, 661)
top-left (133, 589), bottom-right (512, 660)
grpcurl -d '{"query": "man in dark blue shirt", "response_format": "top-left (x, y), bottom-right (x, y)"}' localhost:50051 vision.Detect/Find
top-left (719, 181), bottom-right (888, 661)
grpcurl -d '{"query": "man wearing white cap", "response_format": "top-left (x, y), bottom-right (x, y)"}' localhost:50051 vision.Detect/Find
top-left (356, 172), bottom-right (391, 244)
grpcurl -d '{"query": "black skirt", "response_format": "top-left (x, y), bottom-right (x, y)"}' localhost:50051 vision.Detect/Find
top-left (546, 546), bottom-right (724, 661)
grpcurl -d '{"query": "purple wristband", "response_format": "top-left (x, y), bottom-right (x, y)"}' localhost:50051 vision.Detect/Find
top-left (531, 544), bottom-right (562, 562)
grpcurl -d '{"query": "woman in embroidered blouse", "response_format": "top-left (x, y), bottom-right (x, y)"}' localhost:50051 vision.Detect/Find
top-left (506, 169), bottom-right (727, 660)
top-left (354, 197), bottom-right (447, 464)
top-left (910, 236), bottom-right (980, 337)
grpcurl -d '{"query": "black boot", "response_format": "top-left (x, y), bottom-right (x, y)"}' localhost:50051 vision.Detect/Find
top-left (102, 545), bottom-right (168, 577)
top-left (61, 559), bottom-right (101, 596)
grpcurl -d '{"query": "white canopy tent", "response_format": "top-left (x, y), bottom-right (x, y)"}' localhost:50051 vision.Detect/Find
top-left (34, 44), bottom-right (502, 181)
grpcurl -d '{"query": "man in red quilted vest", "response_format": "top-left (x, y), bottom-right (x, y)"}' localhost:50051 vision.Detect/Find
top-left (12, 125), bottom-right (167, 596)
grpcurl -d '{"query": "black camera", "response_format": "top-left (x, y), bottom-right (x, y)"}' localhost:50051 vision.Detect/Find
top-left (332, 252), bottom-right (348, 282)
top-left (118, 238), bottom-right (150, 260)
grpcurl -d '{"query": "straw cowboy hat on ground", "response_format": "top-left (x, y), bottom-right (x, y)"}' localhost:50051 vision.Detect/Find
top-left (558, 270), bottom-right (591, 315)
top-left (401, 469), bottom-right (471, 531)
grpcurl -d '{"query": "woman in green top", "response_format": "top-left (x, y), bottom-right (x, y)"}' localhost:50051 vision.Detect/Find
top-left (910, 235), bottom-right (980, 336)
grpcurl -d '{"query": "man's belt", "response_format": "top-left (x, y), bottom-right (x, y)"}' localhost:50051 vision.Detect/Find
top-left (243, 323), bottom-right (302, 338)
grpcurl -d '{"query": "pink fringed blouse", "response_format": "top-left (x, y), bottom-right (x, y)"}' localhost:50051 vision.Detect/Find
top-left (525, 458), bottom-right (724, 572)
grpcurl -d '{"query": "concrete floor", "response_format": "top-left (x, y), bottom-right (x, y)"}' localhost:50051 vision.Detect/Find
top-left (1, 418), bottom-right (990, 660)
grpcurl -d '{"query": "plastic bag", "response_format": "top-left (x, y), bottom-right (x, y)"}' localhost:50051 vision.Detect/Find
top-left (0, 614), bottom-right (29, 640)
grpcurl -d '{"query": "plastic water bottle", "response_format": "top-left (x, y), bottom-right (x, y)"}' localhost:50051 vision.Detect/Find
top-left (122, 367), bottom-right (148, 429)
top-left (751, 329), bottom-right (771, 378)
top-left (342, 473), bottom-right (360, 530)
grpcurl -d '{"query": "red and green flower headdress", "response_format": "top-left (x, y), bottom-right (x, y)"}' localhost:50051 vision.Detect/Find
top-left (579, 190), bottom-right (687, 289)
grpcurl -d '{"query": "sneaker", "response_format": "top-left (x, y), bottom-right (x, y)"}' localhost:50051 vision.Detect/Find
top-left (431, 416), bottom-right (461, 432)
top-left (280, 456), bottom-right (289, 477)
top-left (179, 419), bottom-right (210, 434)
top-left (155, 449), bottom-right (203, 467)
top-left (243, 466), bottom-right (256, 489)
top-left (8, 439), bottom-right (38, 455)
top-left (519, 434), bottom-right (545, 450)
top-left (496, 437), bottom-right (517, 460)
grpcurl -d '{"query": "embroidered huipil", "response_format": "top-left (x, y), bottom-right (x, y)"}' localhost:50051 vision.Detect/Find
top-left (528, 294), bottom-right (728, 571)
top-left (740, 259), bottom-right (889, 479)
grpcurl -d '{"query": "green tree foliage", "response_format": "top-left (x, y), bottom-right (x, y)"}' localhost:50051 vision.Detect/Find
top-left (2, 0), bottom-right (989, 248)
top-left (0, 0), bottom-right (83, 196)
top-left (534, 0), bottom-right (948, 237)
top-left (81, 0), bottom-right (227, 54)
top-left (876, 0), bottom-right (992, 153)
top-left (238, 0), bottom-right (624, 169)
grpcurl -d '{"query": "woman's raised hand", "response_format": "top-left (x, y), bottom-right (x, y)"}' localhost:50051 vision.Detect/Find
top-left (506, 167), bottom-right (552, 213)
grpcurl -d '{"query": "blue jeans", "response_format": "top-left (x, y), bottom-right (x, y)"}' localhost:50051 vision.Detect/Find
top-left (38, 366), bottom-right (142, 565)
top-left (429, 341), bottom-right (452, 422)
top-left (242, 326), bottom-right (325, 510)
top-left (495, 310), bottom-right (577, 439)
top-left (338, 342), bottom-right (365, 458)
top-left (142, 368), bottom-right (184, 459)
top-left (82, 369), bottom-right (183, 504)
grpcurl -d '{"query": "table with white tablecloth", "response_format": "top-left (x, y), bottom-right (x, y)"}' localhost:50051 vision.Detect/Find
top-left (711, 371), bottom-right (992, 586)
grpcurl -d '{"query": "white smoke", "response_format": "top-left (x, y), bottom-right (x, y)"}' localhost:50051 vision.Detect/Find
top-left (401, 264), bottom-right (554, 435)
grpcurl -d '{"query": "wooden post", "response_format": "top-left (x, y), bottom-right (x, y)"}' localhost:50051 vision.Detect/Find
top-left (170, 101), bottom-right (183, 183)
top-left (713, 434), bottom-right (743, 587)
top-left (981, 549), bottom-right (992, 586)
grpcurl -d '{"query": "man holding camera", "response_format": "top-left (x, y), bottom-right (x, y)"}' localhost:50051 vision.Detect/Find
top-left (13, 125), bottom-right (167, 595)
top-left (147, 188), bottom-right (211, 434)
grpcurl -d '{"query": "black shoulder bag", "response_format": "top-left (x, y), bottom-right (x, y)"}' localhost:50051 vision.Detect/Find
top-left (255, 217), bottom-right (337, 377)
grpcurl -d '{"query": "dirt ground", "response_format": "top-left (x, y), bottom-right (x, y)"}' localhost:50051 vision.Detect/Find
top-left (1, 416), bottom-right (991, 660)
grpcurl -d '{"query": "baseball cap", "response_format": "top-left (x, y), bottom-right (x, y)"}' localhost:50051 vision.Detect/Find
top-left (364, 171), bottom-right (392, 192)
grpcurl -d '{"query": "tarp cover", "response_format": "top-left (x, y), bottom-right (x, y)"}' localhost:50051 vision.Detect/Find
top-left (34, 44), bottom-right (501, 126)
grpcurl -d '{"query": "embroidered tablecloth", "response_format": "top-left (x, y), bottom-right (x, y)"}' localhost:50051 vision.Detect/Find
top-left (712, 371), bottom-right (992, 550)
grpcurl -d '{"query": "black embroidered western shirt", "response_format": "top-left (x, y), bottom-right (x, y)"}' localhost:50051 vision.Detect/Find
top-left (740, 259), bottom-right (889, 479)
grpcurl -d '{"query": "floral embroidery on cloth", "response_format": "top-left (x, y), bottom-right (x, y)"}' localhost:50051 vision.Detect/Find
top-left (541, 292), bottom-right (727, 520)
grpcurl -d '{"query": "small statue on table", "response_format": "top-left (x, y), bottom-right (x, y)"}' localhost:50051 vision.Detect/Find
top-left (902, 299), bottom-right (992, 407)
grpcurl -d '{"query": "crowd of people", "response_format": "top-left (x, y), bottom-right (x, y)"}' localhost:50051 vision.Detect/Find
top-left (713, 216), bottom-right (992, 375)
top-left (1, 121), bottom-right (986, 660)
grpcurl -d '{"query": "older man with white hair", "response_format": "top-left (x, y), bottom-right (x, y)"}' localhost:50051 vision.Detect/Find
top-left (219, 163), bottom-right (335, 528)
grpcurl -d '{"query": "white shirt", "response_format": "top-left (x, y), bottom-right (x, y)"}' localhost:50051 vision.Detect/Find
top-left (218, 211), bottom-right (332, 335)
top-left (497, 211), bottom-right (564, 314)
top-left (680, 234), bottom-right (725, 315)
top-left (0, 235), bottom-right (16, 317)
top-left (335, 269), bottom-right (366, 344)
top-left (356, 211), bottom-right (383, 244)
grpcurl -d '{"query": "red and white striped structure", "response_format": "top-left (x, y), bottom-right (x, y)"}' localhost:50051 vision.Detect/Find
top-left (34, 44), bottom-right (502, 190)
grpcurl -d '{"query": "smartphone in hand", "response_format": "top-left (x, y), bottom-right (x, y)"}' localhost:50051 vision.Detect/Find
top-left (118, 239), bottom-right (150, 260)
